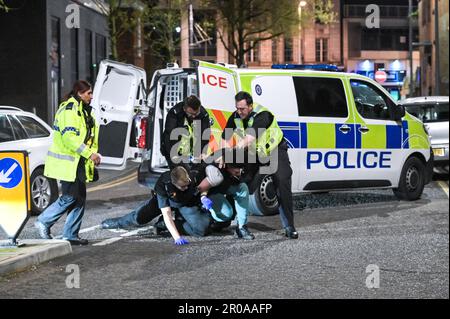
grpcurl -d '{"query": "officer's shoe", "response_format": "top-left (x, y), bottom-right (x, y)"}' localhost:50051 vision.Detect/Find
top-left (285, 226), bottom-right (299, 239)
top-left (34, 221), bottom-right (53, 239)
top-left (101, 217), bottom-right (122, 229)
top-left (64, 237), bottom-right (89, 246)
top-left (235, 225), bottom-right (255, 240)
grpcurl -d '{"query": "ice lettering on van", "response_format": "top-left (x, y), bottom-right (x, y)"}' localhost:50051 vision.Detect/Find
top-left (201, 73), bottom-right (227, 89)
top-left (306, 151), bottom-right (393, 169)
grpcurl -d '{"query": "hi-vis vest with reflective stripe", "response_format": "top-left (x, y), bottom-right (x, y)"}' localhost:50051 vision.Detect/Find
top-left (233, 105), bottom-right (283, 156)
top-left (44, 97), bottom-right (99, 183)
top-left (177, 118), bottom-right (196, 157)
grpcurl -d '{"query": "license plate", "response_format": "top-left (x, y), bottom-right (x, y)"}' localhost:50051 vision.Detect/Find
top-left (433, 148), bottom-right (445, 157)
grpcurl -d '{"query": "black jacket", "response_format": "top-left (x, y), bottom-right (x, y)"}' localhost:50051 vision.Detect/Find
top-left (161, 102), bottom-right (211, 168)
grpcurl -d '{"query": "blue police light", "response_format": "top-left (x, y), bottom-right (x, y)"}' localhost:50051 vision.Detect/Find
top-left (272, 64), bottom-right (340, 72)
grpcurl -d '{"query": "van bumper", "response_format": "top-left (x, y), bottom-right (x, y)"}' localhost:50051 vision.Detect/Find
top-left (425, 149), bottom-right (434, 185)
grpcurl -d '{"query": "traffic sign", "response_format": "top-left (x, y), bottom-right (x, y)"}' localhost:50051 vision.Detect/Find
top-left (375, 70), bottom-right (387, 83)
top-left (0, 151), bottom-right (31, 242)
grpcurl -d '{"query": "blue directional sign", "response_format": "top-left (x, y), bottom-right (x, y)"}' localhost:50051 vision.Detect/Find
top-left (0, 158), bottom-right (23, 189)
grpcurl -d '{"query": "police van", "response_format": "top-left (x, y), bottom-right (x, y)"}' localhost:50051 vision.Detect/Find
top-left (91, 60), bottom-right (433, 216)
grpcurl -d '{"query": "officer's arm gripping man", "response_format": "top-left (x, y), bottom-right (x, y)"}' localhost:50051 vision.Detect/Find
top-left (60, 106), bottom-right (95, 160)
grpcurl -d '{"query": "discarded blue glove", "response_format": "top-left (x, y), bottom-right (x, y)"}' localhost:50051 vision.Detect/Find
top-left (201, 196), bottom-right (213, 210)
top-left (174, 237), bottom-right (189, 245)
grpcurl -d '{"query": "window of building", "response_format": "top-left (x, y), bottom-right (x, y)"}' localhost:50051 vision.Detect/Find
top-left (350, 80), bottom-right (395, 120)
top-left (315, 38), bottom-right (328, 62)
top-left (249, 41), bottom-right (260, 63)
top-left (294, 77), bottom-right (348, 118)
top-left (50, 17), bottom-right (61, 114)
top-left (0, 114), bottom-right (14, 142)
top-left (85, 30), bottom-right (93, 83)
top-left (70, 28), bottom-right (79, 88)
top-left (272, 38), bottom-right (279, 64)
top-left (284, 37), bottom-right (293, 62)
top-left (8, 115), bottom-right (28, 140)
top-left (16, 116), bottom-right (50, 138)
top-left (95, 33), bottom-right (107, 81)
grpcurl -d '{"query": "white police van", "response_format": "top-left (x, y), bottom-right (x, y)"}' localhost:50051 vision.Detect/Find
top-left (92, 60), bottom-right (433, 216)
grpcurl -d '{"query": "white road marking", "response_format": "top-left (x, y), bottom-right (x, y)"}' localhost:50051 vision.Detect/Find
top-left (120, 225), bottom-right (155, 237)
top-left (437, 180), bottom-right (449, 198)
top-left (92, 237), bottom-right (123, 246)
top-left (79, 225), bottom-right (101, 234)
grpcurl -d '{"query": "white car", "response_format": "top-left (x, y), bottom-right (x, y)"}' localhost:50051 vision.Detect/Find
top-left (400, 96), bottom-right (449, 174)
top-left (0, 106), bottom-right (58, 214)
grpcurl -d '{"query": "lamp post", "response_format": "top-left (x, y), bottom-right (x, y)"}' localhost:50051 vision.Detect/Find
top-left (298, 1), bottom-right (307, 64)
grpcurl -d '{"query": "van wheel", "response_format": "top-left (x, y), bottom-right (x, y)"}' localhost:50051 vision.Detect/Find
top-left (248, 174), bottom-right (279, 216)
top-left (393, 157), bottom-right (425, 201)
top-left (30, 168), bottom-right (58, 215)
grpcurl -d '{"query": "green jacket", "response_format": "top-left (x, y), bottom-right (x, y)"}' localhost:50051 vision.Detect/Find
top-left (44, 97), bottom-right (99, 183)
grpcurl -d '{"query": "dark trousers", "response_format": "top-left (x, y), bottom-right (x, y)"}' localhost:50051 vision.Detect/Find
top-left (272, 144), bottom-right (294, 228)
top-left (116, 196), bottom-right (211, 237)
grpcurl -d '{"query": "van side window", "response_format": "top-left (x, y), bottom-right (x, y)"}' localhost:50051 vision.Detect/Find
top-left (293, 77), bottom-right (348, 118)
top-left (350, 80), bottom-right (395, 120)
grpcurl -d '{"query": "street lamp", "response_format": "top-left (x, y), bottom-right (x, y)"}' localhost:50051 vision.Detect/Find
top-left (298, 1), bottom-right (307, 64)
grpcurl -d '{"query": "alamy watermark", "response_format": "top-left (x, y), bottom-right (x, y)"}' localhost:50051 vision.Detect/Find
top-left (65, 264), bottom-right (80, 289)
top-left (365, 264), bottom-right (380, 289)
top-left (65, 4), bottom-right (80, 29)
top-left (365, 4), bottom-right (380, 29)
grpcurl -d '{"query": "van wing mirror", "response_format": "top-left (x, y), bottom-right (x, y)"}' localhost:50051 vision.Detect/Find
top-left (392, 104), bottom-right (406, 121)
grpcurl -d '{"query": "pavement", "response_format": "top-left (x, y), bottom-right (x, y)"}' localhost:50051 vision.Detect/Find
top-left (0, 240), bottom-right (72, 276)
top-left (0, 162), bottom-right (139, 277)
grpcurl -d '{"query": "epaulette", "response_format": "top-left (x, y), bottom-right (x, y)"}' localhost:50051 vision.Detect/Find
top-left (65, 102), bottom-right (74, 110)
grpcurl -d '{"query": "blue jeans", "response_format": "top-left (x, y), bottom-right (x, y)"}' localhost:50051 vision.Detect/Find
top-left (168, 200), bottom-right (211, 237)
top-left (116, 197), bottom-right (160, 228)
top-left (209, 183), bottom-right (249, 227)
top-left (38, 180), bottom-right (86, 240)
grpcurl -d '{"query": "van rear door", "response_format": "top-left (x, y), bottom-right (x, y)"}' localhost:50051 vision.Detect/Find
top-left (197, 61), bottom-right (238, 112)
top-left (91, 60), bottom-right (147, 170)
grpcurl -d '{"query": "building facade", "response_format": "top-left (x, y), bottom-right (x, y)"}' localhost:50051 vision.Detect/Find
top-left (418, 0), bottom-right (449, 96)
top-left (0, 0), bottom-right (109, 124)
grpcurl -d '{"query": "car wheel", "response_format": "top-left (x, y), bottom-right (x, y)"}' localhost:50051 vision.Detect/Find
top-left (393, 156), bottom-right (426, 201)
top-left (248, 174), bottom-right (279, 216)
top-left (30, 167), bottom-right (58, 215)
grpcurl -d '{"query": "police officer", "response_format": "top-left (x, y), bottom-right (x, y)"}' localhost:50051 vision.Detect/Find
top-left (35, 80), bottom-right (101, 245)
top-left (161, 95), bottom-right (211, 168)
top-left (100, 163), bottom-right (224, 244)
top-left (219, 91), bottom-right (298, 239)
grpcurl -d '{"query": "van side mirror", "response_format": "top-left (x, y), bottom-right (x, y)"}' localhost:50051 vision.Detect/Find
top-left (392, 104), bottom-right (405, 121)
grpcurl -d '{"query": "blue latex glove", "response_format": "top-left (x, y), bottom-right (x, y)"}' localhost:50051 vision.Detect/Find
top-left (201, 196), bottom-right (213, 210)
top-left (174, 237), bottom-right (189, 245)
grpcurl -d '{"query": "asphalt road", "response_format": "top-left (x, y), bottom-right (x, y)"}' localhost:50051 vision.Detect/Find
top-left (0, 168), bottom-right (448, 299)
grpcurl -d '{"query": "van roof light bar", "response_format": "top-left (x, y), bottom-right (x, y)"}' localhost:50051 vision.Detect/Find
top-left (271, 64), bottom-right (340, 72)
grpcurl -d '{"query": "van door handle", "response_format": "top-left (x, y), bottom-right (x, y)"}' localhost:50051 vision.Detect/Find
top-left (339, 125), bottom-right (351, 134)
top-left (359, 126), bottom-right (370, 134)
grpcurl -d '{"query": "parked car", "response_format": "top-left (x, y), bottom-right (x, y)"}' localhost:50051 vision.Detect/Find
top-left (400, 96), bottom-right (449, 174)
top-left (0, 106), bottom-right (58, 214)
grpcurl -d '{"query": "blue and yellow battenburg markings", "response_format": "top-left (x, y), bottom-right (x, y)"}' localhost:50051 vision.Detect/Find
top-left (279, 121), bottom-right (411, 150)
